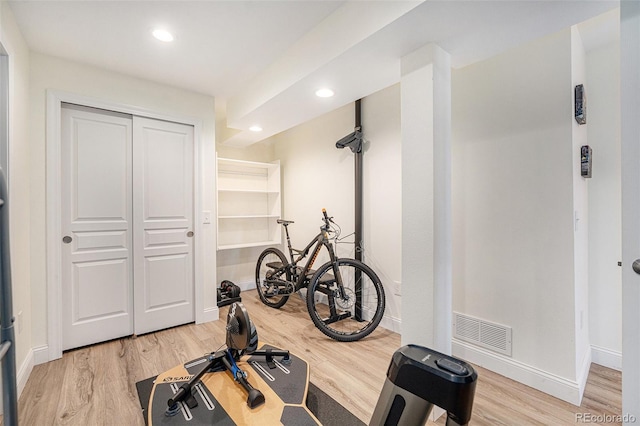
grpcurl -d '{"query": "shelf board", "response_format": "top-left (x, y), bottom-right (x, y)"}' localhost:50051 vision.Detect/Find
top-left (218, 157), bottom-right (279, 169)
top-left (218, 215), bottom-right (280, 219)
top-left (218, 189), bottom-right (280, 194)
top-left (217, 240), bottom-right (280, 250)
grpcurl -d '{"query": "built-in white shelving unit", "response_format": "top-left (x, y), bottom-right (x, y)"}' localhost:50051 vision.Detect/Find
top-left (216, 155), bottom-right (281, 250)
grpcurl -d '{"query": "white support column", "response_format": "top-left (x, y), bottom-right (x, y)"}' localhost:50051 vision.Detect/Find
top-left (400, 44), bottom-right (452, 354)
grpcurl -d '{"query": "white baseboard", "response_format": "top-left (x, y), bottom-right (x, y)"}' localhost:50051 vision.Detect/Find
top-left (33, 344), bottom-right (50, 365)
top-left (577, 347), bottom-right (592, 402)
top-left (380, 314), bottom-right (401, 334)
top-left (237, 281), bottom-right (256, 291)
top-left (0, 347), bottom-right (33, 416)
top-left (199, 306), bottom-right (219, 324)
top-left (452, 339), bottom-right (584, 406)
top-left (591, 345), bottom-right (622, 371)
top-left (17, 348), bottom-right (35, 397)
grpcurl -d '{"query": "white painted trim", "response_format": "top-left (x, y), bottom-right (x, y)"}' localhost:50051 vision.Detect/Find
top-left (200, 307), bottom-right (219, 324)
top-left (576, 347), bottom-right (592, 403)
top-left (452, 339), bottom-right (584, 406)
top-left (16, 348), bottom-right (34, 397)
top-left (379, 314), bottom-right (401, 334)
top-left (193, 123), bottom-right (205, 325)
top-left (32, 345), bottom-right (49, 366)
top-left (0, 348), bottom-right (35, 416)
top-left (46, 91), bottom-right (63, 361)
top-left (591, 345), bottom-right (622, 371)
top-left (236, 280), bottom-right (256, 292)
top-left (46, 90), bottom-right (208, 362)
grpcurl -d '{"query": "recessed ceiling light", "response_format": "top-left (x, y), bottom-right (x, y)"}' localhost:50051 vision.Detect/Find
top-left (249, 125), bottom-right (263, 132)
top-left (315, 88), bottom-right (334, 98)
top-left (152, 29), bottom-right (174, 42)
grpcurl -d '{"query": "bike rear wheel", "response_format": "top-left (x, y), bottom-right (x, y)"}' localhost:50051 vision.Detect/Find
top-left (306, 258), bottom-right (385, 342)
top-left (255, 247), bottom-right (291, 308)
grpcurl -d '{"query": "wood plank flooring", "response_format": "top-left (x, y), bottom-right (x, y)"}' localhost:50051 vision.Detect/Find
top-left (14, 290), bottom-right (621, 425)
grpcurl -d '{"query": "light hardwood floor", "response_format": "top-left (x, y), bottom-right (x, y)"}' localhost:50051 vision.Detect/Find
top-left (15, 290), bottom-right (621, 425)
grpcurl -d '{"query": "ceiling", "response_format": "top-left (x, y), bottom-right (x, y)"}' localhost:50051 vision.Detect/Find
top-left (8, 0), bottom-right (620, 146)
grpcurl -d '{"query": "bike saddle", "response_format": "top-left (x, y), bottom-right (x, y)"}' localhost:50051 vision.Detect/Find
top-left (277, 219), bottom-right (294, 225)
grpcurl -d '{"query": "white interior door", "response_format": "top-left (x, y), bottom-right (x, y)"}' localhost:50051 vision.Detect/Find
top-left (61, 104), bottom-right (134, 350)
top-left (621, 1), bottom-right (640, 420)
top-left (133, 117), bottom-right (195, 335)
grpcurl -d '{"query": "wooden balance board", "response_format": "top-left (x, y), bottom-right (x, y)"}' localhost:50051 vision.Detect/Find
top-left (147, 344), bottom-right (321, 425)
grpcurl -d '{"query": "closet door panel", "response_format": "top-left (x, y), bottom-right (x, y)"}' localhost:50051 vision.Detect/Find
top-left (133, 117), bottom-right (195, 334)
top-left (61, 104), bottom-right (133, 350)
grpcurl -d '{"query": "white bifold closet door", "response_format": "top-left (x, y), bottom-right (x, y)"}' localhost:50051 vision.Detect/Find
top-left (61, 105), bottom-right (194, 350)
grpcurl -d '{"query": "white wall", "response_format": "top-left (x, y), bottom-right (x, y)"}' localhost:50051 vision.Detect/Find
top-left (361, 85), bottom-right (402, 328)
top-left (586, 40), bottom-right (622, 369)
top-left (0, 1), bottom-right (33, 394)
top-left (451, 28), bottom-right (578, 382)
top-left (570, 26), bottom-right (591, 396)
top-left (267, 88), bottom-right (403, 330)
top-left (273, 102), bottom-right (355, 255)
top-left (29, 52), bottom-right (217, 351)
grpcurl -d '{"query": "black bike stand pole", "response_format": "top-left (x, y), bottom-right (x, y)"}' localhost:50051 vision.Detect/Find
top-left (335, 100), bottom-right (365, 322)
top-left (354, 99), bottom-right (363, 321)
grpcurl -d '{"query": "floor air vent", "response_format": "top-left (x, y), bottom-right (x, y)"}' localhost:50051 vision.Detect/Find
top-left (453, 312), bottom-right (512, 356)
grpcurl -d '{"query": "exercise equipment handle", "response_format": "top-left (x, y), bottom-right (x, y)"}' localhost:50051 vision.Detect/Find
top-left (222, 351), bottom-right (265, 408)
top-left (235, 372), bottom-right (255, 394)
top-left (168, 352), bottom-right (224, 408)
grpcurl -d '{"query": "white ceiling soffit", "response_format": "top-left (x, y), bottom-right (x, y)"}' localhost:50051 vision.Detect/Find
top-left (7, 0), bottom-right (345, 99)
top-left (577, 7), bottom-right (620, 52)
top-left (222, 0), bottom-right (618, 147)
top-left (223, 1), bottom-right (421, 145)
top-left (8, 0), bottom-right (618, 147)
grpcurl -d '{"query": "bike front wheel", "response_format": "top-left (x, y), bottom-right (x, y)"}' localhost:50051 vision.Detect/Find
top-left (256, 247), bottom-right (290, 308)
top-left (306, 258), bottom-right (385, 342)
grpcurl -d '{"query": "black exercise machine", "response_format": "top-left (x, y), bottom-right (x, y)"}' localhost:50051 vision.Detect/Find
top-left (165, 302), bottom-right (290, 416)
top-left (369, 345), bottom-right (477, 426)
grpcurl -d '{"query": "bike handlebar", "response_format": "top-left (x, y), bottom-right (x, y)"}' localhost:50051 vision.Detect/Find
top-left (321, 208), bottom-right (331, 230)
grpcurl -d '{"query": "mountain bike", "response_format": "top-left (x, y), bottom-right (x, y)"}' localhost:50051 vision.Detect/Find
top-left (255, 209), bottom-right (386, 342)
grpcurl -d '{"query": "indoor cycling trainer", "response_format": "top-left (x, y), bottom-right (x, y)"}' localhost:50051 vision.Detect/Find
top-left (144, 302), bottom-right (477, 425)
top-left (144, 302), bottom-right (321, 425)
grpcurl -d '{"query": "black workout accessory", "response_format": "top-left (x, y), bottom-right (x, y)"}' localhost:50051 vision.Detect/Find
top-left (217, 280), bottom-right (242, 308)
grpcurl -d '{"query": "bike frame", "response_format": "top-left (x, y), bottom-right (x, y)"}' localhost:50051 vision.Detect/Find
top-left (274, 215), bottom-right (348, 302)
top-left (282, 224), bottom-right (341, 293)
top-left (258, 211), bottom-right (384, 340)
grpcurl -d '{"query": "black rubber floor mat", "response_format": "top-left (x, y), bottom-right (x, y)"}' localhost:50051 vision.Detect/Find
top-left (136, 375), bottom-right (366, 426)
